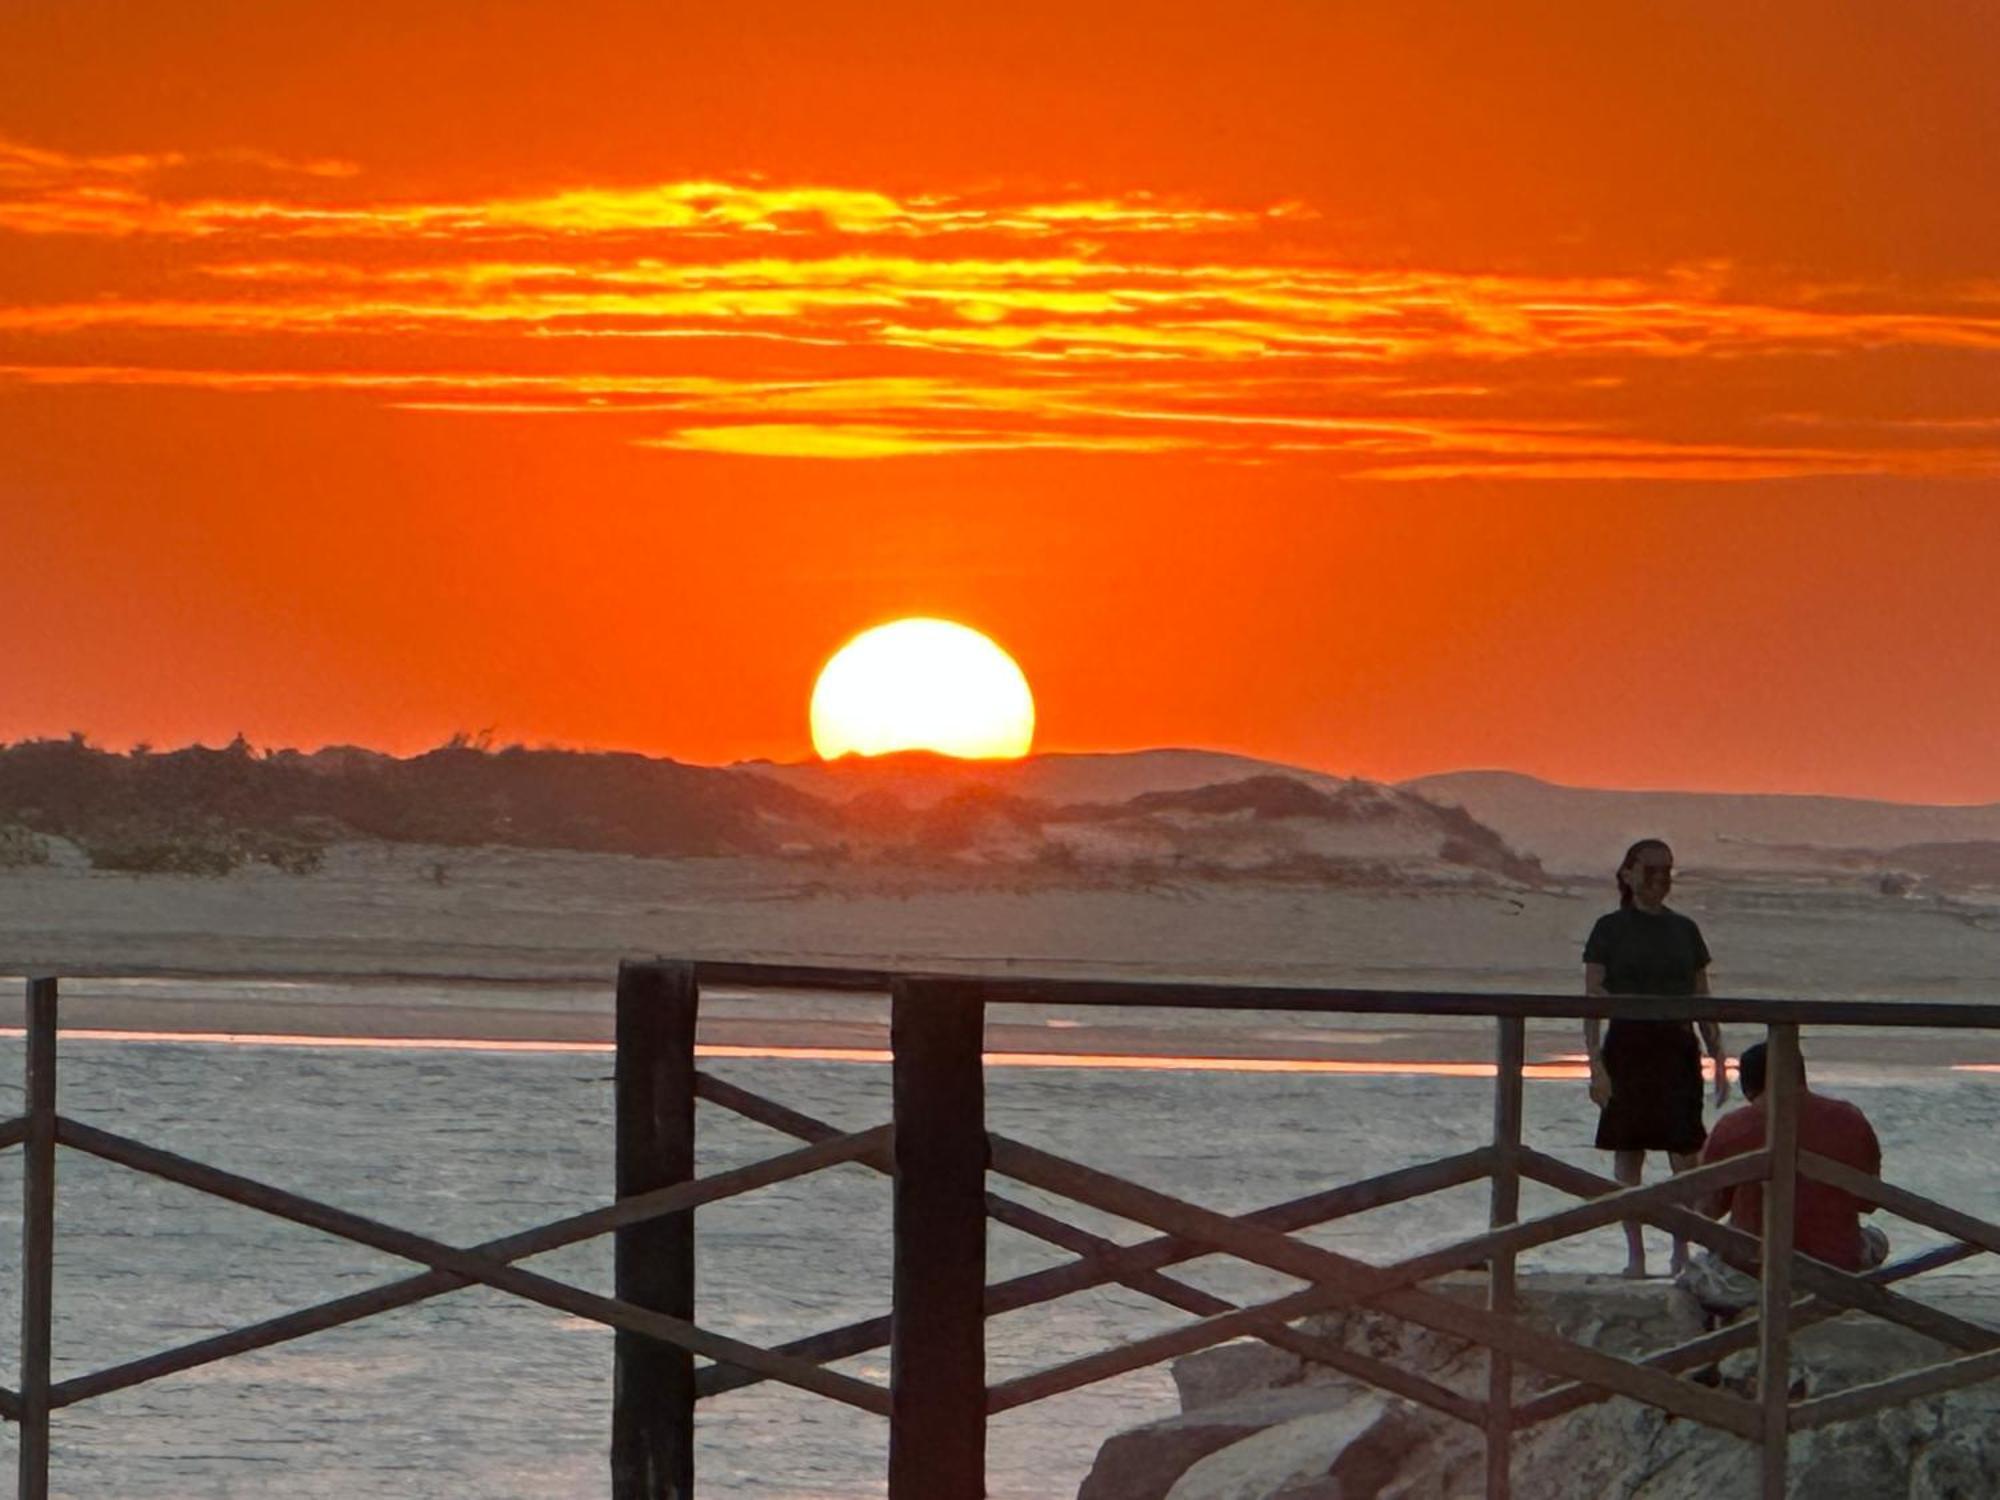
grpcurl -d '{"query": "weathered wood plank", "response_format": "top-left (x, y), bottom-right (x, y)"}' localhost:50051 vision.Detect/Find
top-left (694, 1073), bottom-right (891, 1168)
top-left (52, 1121), bottom-right (889, 1409)
top-left (55, 1115), bottom-right (892, 1413)
top-left (694, 959), bottom-right (908, 992)
top-left (1793, 1345), bottom-right (2000, 1431)
top-left (614, 960), bottom-right (698, 1500)
top-left (976, 1190), bottom-right (1485, 1423)
top-left (919, 974), bottom-right (2000, 1030)
top-left (705, 1020), bottom-right (1484, 1427)
top-left (694, 961), bottom-right (2000, 1029)
top-left (1801, 1151), bottom-right (2000, 1260)
top-left (697, 1138), bottom-right (1491, 1401)
top-left (695, 1070), bottom-right (1492, 1401)
top-left (888, 977), bottom-right (987, 1500)
top-left (987, 1281), bottom-right (1353, 1412)
top-left (1760, 1025), bottom-right (1801, 1496)
top-left (1259, 1152), bottom-right (1767, 1294)
top-left (1517, 1149), bottom-right (2000, 1357)
top-left (988, 1135), bottom-right (1761, 1438)
top-left (984, 1184), bottom-right (1483, 1421)
top-left (1487, 1015), bottom-right (1525, 1500)
top-left (1516, 1241), bottom-right (1991, 1427)
top-left (19, 977), bottom-right (57, 1500)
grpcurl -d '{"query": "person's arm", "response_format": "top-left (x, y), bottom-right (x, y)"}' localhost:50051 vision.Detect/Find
top-left (1694, 1122), bottom-right (1735, 1219)
top-left (1583, 962), bottom-right (1611, 1105)
top-left (1695, 968), bottom-right (1729, 1105)
top-left (1859, 1114), bottom-right (1884, 1217)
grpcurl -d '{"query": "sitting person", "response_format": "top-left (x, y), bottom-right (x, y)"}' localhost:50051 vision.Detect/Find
top-left (1678, 1040), bottom-right (1887, 1317)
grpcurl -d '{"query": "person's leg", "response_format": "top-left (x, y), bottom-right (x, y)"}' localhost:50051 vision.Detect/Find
top-left (1614, 1149), bottom-right (1647, 1276)
top-left (1666, 1149), bottom-right (1702, 1273)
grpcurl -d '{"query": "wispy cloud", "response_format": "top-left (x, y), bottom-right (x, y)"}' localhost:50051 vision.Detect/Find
top-left (643, 423), bottom-right (1193, 458)
top-left (0, 143), bottom-right (1284, 241)
top-left (3, 136), bottom-right (1998, 476)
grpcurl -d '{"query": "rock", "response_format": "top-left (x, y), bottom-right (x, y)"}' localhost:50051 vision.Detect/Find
top-left (1085, 1272), bottom-right (2000, 1499)
top-left (1173, 1339), bottom-right (1303, 1413)
top-left (1076, 1387), bottom-right (1365, 1500)
top-left (1172, 1272), bottom-right (1703, 1413)
top-left (1163, 1396), bottom-right (1429, 1500)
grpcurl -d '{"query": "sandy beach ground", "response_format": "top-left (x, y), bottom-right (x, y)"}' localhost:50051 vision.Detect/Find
top-left (4, 841), bottom-right (1999, 1070)
top-left (4, 841), bottom-right (2000, 1498)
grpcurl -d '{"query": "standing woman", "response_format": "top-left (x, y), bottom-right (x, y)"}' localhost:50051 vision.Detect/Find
top-left (1583, 838), bottom-right (1729, 1278)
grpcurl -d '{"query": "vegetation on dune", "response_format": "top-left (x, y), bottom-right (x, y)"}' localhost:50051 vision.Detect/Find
top-left (0, 733), bottom-right (822, 875)
top-left (0, 736), bottom-right (1547, 888)
top-left (70, 818), bottom-right (331, 876)
top-left (0, 822), bottom-right (52, 868)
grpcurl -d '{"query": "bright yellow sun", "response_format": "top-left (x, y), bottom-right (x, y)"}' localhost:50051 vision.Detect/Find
top-left (811, 618), bottom-right (1035, 761)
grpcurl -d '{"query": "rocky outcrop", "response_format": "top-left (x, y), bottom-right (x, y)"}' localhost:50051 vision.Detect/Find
top-left (1077, 1388), bottom-right (1385, 1500)
top-left (1163, 1396), bottom-right (1431, 1500)
top-left (1079, 1272), bottom-right (2000, 1499)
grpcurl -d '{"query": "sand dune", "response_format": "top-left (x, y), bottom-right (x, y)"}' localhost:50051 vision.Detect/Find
top-left (1409, 769), bottom-right (2000, 876)
top-left (740, 746), bottom-right (1338, 807)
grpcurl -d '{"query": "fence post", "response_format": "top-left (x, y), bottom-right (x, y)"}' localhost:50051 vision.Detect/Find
top-left (19, 976), bottom-right (58, 1500)
top-left (888, 977), bottom-right (987, 1500)
top-left (613, 960), bottom-right (699, 1500)
top-left (1758, 1023), bottom-right (1801, 1499)
top-left (1485, 1014), bottom-right (1525, 1500)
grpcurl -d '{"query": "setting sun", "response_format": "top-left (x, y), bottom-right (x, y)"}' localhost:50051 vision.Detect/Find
top-left (810, 618), bottom-right (1035, 761)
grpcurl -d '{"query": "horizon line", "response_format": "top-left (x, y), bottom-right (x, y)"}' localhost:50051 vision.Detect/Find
top-left (5, 730), bottom-right (1996, 810)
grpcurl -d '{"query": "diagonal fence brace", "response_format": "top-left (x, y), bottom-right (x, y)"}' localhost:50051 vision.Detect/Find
top-left (1516, 1242), bottom-right (1982, 1429)
top-left (55, 1114), bottom-right (892, 1414)
top-left (694, 1070), bottom-right (1491, 1420)
top-left (987, 1133), bottom-right (1762, 1438)
top-left (985, 1153), bottom-right (1763, 1415)
top-left (51, 1116), bottom-right (896, 1408)
top-left (1521, 1150), bottom-right (2000, 1358)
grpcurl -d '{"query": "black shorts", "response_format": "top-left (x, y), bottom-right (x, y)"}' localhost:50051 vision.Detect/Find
top-left (1595, 1020), bottom-right (1706, 1153)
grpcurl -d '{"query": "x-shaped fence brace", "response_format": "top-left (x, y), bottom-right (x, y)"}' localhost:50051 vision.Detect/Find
top-left (3, 1088), bottom-right (1996, 1431)
top-left (688, 1067), bottom-right (2000, 1443)
top-left (0, 1108), bottom-right (899, 1418)
top-left (13, 968), bottom-right (2000, 1500)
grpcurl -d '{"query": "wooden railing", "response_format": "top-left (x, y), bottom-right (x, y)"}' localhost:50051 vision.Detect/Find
top-left (7, 964), bottom-right (2000, 1499)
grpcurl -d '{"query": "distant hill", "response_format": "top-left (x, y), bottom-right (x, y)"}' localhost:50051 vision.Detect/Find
top-left (12, 739), bottom-right (1996, 891)
top-left (0, 738), bottom-right (1542, 888)
top-left (741, 746), bottom-right (1339, 807)
top-left (1406, 770), bottom-right (2000, 880)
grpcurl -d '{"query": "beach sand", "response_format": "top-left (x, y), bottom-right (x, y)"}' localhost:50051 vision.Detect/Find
top-left (4, 840), bottom-right (1998, 1070)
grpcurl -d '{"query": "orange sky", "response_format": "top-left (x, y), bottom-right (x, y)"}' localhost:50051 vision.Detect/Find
top-left (4, 2), bottom-right (1999, 801)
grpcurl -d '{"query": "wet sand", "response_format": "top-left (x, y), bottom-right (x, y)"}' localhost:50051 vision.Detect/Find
top-left (5, 976), bottom-right (1999, 1081)
top-left (4, 840), bottom-right (1999, 1073)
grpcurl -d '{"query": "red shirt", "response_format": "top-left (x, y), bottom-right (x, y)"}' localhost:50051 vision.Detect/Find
top-left (1699, 1090), bottom-right (1882, 1270)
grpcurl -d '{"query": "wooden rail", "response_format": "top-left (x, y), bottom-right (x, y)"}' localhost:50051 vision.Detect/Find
top-left (4, 964), bottom-right (2000, 1498)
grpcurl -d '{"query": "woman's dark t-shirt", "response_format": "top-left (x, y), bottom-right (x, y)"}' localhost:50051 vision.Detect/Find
top-left (1583, 908), bottom-right (1712, 997)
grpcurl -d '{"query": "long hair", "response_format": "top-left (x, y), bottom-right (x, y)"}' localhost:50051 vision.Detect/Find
top-left (1616, 838), bottom-right (1672, 909)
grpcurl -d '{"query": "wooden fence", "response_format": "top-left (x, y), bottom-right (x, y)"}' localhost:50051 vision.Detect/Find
top-left (8, 963), bottom-right (2000, 1498)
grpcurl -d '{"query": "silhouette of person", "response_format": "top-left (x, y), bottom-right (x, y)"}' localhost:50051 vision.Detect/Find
top-left (1582, 838), bottom-right (1729, 1277)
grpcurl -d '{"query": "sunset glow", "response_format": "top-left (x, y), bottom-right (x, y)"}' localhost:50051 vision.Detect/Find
top-left (6, 6), bottom-right (2000, 798)
top-left (0, 1026), bottom-right (1594, 1077)
top-left (811, 618), bottom-right (1035, 760)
